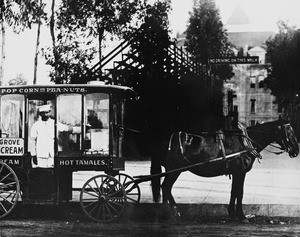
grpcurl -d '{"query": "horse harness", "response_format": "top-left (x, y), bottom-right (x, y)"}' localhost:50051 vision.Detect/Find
top-left (168, 129), bottom-right (260, 171)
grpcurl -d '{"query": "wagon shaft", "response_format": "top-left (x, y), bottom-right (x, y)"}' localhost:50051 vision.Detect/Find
top-left (131, 150), bottom-right (249, 186)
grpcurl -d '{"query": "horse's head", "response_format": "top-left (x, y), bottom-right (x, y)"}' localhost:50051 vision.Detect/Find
top-left (276, 123), bottom-right (299, 158)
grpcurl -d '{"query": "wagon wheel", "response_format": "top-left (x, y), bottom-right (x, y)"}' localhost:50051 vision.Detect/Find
top-left (80, 175), bottom-right (127, 222)
top-left (0, 161), bottom-right (20, 219)
top-left (114, 173), bottom-right (141, 203)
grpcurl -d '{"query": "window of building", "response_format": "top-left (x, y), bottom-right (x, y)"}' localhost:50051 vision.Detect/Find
top-left (258, 75), bottom-right (265, 88)
top-left (250, 76), bottom-right (256, 88)
top-left (251, 99), bottom-right (256, 113)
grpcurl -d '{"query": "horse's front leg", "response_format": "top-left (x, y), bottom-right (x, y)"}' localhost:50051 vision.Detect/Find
top-left (235, 172), bottom-right (246, 220)
top-left (228, 175), bottom-right (237, 220)
top-left (161, 171), bottom-right (180, 206)
top-left (228, 172), bottom-right (246, 221)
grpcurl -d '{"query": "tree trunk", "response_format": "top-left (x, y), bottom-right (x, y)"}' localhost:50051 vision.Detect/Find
top-left (0, 1), bottom-right (5, 86)
top-left (0, 20), bottom-right (5, 86)
top-left (33, 0), bottom-right (42, 85)
top-left (97, 24), bottom-right (104, 79)
top-left (50, 0), bottom-right (59, 82)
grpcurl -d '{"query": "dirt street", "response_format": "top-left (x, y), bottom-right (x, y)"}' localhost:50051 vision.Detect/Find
top-left (1, 214), bottom-right (300, 237)
top-left (1, 204), bottom-right (300, 237)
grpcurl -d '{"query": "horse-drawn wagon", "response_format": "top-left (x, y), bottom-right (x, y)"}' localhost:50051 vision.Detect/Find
top-left (0, 83), bottom-right (138, 222)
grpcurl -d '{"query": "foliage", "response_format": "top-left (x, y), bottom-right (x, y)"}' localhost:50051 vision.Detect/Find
top-left (131, 1), bottom-right (171, 80)
top-left (8, 73), bottom-right (27, 85)
top-left (44, 0), bottom-right (146, 84)
top-left (57, 0), bottom-right (144, 38)
top-left (184, 0), bottom-right (233, 80)
top-left (265, 21), bottom-right (300, 105)
top-left (0, 0), bottom-right (46, 31)
top-left (43, 29), bottom-right (97, 84)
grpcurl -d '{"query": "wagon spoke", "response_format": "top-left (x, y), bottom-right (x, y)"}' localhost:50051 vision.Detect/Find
top-left (93, 178), bottom-right (101, 194)
top-left (82, 201), bottom-right (97, 209)
top-left (107, 199), bottom-right (125, 208)
top-left (0, 173), bottom-right (12, 183)
top-left (0, 195), bottom-right (14, 205)
top-left (82, 189), bottom-right (99, 198)
top-left (107, 188), bottom-right (122, 198)
top-left (96, 202), bottom-right (103, 221)
top-left (0, 163), bottom-right (4, 174)
top-left (106, 201), bottom-right (119, 215)
top-left (1, 181), bottom-right (17, 187)
top-left (126, 195), bottom-right (139, 202)
top-left (87, 202), bottom-right (99, 217)
top-left (0, 201), bottom-right (8, 213)
top-left (87, 183), bottom-right (99, 195)
top-left (104, 203), bottom-right (114, 220)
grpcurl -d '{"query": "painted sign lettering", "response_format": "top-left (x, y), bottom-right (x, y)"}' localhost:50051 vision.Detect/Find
top-left (208, 56), bottom-right (259, 64)
top-left (0, 138), bottom-right (24, 156)
top-left (0, 87), bottom-right (87, 95)
top-left (59, 159), bottom-right (107, 166)
top-left (0, 159), bottom-right (20, 165)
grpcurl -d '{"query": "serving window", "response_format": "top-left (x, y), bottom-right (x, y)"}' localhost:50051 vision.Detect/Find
top-left (0, 94), bottom-right (25, 139)
top-left (57, 94), bottom-right (82, 155)
top-left (84, 93), bottom-right (109, 155)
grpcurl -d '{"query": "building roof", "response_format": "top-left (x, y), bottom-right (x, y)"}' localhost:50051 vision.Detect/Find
top-left (227, 31), bottom-right (275, 48)
top-left (226, 5), bottom-right (251, 25)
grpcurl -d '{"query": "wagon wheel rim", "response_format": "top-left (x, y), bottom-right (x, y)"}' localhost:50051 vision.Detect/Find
top-left (0, 161), bottom-right (20, 219)
top-left (114, 173), bottom-right (141, 203)
top-left (80, 175), bottom-right (127, 222)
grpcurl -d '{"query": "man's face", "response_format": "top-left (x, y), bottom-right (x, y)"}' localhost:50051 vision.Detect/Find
top-left (40, 111), bottom-right (50, 121)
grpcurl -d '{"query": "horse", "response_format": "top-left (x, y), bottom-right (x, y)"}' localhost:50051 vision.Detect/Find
top-left (151, 119), bottom-right (299, 221)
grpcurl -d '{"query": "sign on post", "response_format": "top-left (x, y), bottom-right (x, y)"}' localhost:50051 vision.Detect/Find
top-left (208, 56), bottom-right (259, 65)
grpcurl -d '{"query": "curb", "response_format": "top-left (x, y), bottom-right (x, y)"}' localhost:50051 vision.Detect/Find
top-left (13, 203), bottom-right (300, 222)
top-left (123, 203), bottom-right (300, 221)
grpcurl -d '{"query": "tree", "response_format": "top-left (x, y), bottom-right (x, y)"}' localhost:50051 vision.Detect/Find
top-left (49, 0), bottom-right (145, 83)
top-left (8, 73), bottom-right (28, 85)
top-left (184, 0), bottom-right (233, 81)
top-left (265, 21), bottom-right (300, 108)
top-left (0, 0), bottom-right (45, 85)
top-left (125, 1), bottom-right (174, 132)
top-left (33, 0), bottom-right (46, 84)
top-left (43, 31), bottom-right (96, 84)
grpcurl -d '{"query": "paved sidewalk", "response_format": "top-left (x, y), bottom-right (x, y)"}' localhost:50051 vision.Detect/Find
top-left (72, 147), bottom-right (300, 217)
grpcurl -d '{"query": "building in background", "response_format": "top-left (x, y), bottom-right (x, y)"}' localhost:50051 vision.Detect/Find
top-left (224, 5), bottom-right (278, 126)
top-left (175, 4), bottom-right (279, 126)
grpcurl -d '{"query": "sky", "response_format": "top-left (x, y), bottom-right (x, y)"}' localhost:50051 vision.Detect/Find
top-left (169, 0), bottom-right (300, 36)
top-left (2, 0), bottom-right (300, 85)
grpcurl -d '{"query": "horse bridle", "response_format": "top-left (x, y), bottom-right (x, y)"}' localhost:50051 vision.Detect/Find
top-left (238, 122), bottom-right (288, 156)
top-left (277, 123), bottom-right (297, 155)
top-left (245, 123), bottom-right (295, 156)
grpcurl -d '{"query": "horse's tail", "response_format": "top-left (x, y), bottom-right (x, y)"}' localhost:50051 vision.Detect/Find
top-left (150, 154), bottom-right (162, 203)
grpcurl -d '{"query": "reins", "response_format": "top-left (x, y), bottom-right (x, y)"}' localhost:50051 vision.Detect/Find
top-left (238, 122), bottom-right (286, 156)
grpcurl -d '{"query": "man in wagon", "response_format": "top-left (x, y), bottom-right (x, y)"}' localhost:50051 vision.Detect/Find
top-left (29, 104), bottom-right (80, 168)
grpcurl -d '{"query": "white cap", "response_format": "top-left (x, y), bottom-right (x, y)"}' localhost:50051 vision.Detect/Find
top-left (38, 104), bottom-right (51, 112)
